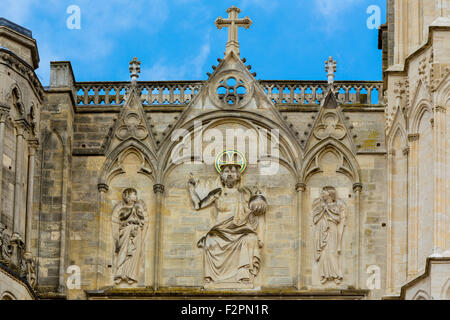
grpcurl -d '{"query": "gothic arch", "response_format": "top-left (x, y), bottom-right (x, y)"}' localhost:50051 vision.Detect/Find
top-left (435, 76), bottom-right (450, 107)
top-left (1, 291), bottom-right (16, 300)
top-left (99, 139), bottom-right (157, 186)
top-left (409, 100), bottom-right (432, 134)
top-left (387, 106), bottom-right (407, 147)
top-left (158, 110), bottom-right (302, 183)
top-left (300, 138), bottom-right (361, 184)
top-left (5, 84), bottom-right (25, 118)
top-left (440, 278), bottom-right (450, 300)
top-left (389, 125), bottom-right (407, 149)
top-left (412, 289), bottom-right (432, 300)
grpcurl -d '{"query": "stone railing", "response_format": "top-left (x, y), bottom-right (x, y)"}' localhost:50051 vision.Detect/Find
top-left (259, 80), bottom-right (383, 106)
top-left (75, 81), bottom-right (204, 106)
top-left (75, 80), bottom-right (383, 107)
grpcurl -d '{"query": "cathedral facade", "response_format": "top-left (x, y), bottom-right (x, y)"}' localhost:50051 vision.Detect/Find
top-left (0, 1), bottom-right (448, 300)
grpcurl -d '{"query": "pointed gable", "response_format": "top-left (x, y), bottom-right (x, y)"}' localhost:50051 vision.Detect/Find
top-left (104, 86), bottom-right (156, 155)
top-left (304, 90), bottom-right (356, 152)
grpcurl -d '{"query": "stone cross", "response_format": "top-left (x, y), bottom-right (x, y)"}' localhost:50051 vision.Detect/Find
top-left (129, 57), bottom-right (141, 84)
top-left (215, 6), bottom-right (252, 56)
top-left (325, 56), bottom-right (337, 84)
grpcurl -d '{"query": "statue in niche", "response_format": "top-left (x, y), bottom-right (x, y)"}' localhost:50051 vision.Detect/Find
top-left (188, 150), bottom-right (267, 287)
top-left (312, 186), bottom-right (346, 284)
top-left (112, 188), bottom-right (148, 285)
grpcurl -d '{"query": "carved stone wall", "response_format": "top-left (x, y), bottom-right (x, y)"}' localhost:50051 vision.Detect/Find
top-left (0, 3), bottom-right (448, 300)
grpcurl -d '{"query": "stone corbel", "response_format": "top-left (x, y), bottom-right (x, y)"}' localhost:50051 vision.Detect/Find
top-left (408, 133), bottom-right (420, 142)
top-left (0, 104), bottom-right (10, 121)
top-left (352, 183), bottom-right (363, 193)
top-left (153, 184), bottom-right (165, 194)
top-left (435, 105), bottom-right (446, 113)
top-left (98, 183), bottom-right (109, 193)
top-left (402, 146), bottom-right (410, 156)
top-left (13, 118), bottom-right (31, 137)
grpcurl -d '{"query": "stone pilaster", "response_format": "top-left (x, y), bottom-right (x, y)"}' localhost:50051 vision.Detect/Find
top-left (432, 105), bottom-right (446, 255)
top-left (25, 139), bottom-right (38, 254)
top-left (153, 183), bottom-right (165, 290)
top-left (295, 182), bottom-right (305, 290)
top-left (96, 183), bottom-right (109, 289)
top-left (353, 183), bottom-right (363, 288)
top-left (407, 132), bottom-right (419, 278)
top-left (12, 120), bottom-right (29, 239)
top-left (0, 106), bottom-right (10, 213)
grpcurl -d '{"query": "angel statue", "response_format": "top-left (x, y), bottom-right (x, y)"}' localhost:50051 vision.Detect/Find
top-left (312, 186), bottom-right (346, 284)
top-left (112, 188), bottom-right (148, 285)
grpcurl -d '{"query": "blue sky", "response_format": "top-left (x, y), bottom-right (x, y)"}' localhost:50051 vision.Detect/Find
top-left (2, 0), bottom-right (386, 85)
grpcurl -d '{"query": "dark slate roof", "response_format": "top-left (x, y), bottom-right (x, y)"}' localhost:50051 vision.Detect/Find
top-left (0, 17), bottom-right (32, 38)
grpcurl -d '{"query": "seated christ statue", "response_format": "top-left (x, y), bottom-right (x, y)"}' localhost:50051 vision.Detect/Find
top-left (188, 150), bottom-right (267, 287)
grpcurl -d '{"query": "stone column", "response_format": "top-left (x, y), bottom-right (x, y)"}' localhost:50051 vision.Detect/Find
top-left (386, 149), bottom-right (395, 294)
top-left (432, 105), bottom-right (446, 256)
top-left (353, 183), bottom-right (363, 289)
top-left (25, 139), bottom-right (39, 254)
top-left (0, 107), bottom-right (9, 213)
top-left (12, 120), bottom-right (28, 238)
top-left (295, 182), bottom-right (305, 290)
top-left (10, 121), bottom-right (29, 269)
top-left (96, 183), bottom-right (109, 289)
top-left (407, 133), bottom-right (419, 278)
top-left (153, 183), bottom-right (165, 290)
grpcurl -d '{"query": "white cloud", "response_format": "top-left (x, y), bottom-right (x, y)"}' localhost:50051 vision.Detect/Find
top-left (35, 43), bottom-right (63, 85)
top-left (240, 0), bottom-right (279, 12)
top-left (314, 0), bottom-right (362, 33)
top-left (1, 0), bottom-right (33, 24)
top-left (315, 0), bottom-right (361, 17)
top-left (142, 33), bottom-right (211, 80)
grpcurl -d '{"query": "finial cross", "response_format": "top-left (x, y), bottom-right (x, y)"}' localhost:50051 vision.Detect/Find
top-left (215, 6), bottom-right (252, 56)
top-left (325, 56), bottom-right (337, 84)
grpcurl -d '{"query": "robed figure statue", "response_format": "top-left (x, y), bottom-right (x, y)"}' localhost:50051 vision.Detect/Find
top-left (188, 150), bottom-right (267, 287)
top-left (312, 186), bottom-right (346, 284)
top-left (112, 188), bottom-right (148, 285)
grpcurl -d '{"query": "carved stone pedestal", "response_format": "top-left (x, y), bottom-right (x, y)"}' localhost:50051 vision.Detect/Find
top-left (203, 282), bottom-right (258, 290)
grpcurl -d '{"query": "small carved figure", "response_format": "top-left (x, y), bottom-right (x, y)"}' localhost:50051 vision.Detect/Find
top-left (0, 223), bottom-right (12, 263)
top-left (188, 150), bottom-right (267, 286)
top-left (112, 188), bottom-right (148, 285)
top-left (312, 186), bottom-right (346, 284)
top-left (22, 252), bottom-right (36, 288)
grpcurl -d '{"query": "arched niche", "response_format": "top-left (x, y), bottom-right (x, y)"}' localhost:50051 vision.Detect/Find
top-left (99, 147), bottom-right (155, 288)
top-left (412, 289), bottom-right (432, 300)
top-left (300, 142), bottom-right (361, 289)
top-left (1, 291), bottom-right (16, 300)
top-left (159, 119), bottom-right (298, 289)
